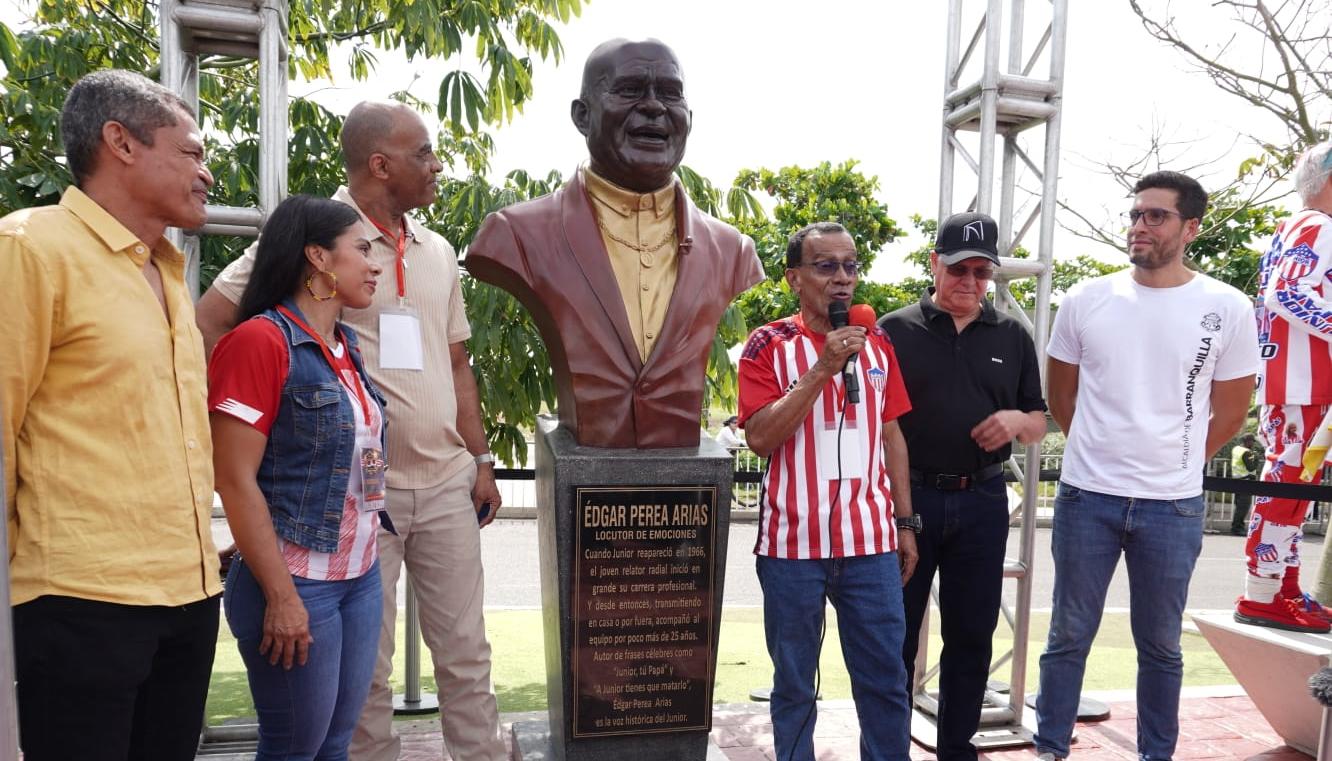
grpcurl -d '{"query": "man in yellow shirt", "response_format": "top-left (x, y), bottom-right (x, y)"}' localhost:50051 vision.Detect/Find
top-left (0, 70), bottom-right (221, 761)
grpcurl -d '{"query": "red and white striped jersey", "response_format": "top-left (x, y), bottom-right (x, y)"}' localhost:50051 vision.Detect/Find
top-left (737, 314), bottom-right (911, 559)
top-left (1257, 209), bottom-right (1332, 406)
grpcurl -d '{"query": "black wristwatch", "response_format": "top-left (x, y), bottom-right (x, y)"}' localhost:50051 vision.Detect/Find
top-left (895, 514), bottom-right (923, 534)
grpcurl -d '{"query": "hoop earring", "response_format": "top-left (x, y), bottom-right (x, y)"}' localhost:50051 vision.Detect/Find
top-left (305, 270), bottom-right (337, 301)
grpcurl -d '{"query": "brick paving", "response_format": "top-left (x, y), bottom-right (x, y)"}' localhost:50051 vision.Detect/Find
top-left (391, 689), bottom-right (1309, 761)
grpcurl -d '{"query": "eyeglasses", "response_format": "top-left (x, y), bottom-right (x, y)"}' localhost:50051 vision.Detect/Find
top-left (944, 263), bottom-right (996, 280)
top-left (804, 260), bottom-right (861, 276)
top-left (1123, 208), bottom-right (1183, 227)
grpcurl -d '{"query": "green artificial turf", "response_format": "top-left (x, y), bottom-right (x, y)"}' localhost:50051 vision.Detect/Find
top-left (206, 606), bottom-right (1233, 724)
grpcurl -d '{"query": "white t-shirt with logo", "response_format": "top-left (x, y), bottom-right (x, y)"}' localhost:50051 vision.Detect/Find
top-left (1048, 269), bottom-right (1260, 499)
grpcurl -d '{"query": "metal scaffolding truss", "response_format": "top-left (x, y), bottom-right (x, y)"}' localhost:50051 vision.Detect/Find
top-left (160, 3), bottom-right (288, 757)
top-left (913, 0), bottom-right (1068, 751)
top-left (160, 0), bottom-right (288, 297)
top-left (157, 8), bottom-right (441, 753)
top-left (0, 5), bottom-right (291, 756)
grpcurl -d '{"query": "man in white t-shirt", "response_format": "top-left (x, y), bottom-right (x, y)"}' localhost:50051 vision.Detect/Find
top-left (1033, 171), bottom-right (1259, 761)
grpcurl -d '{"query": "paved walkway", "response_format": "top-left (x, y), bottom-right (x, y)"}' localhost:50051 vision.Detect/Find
top-left (392, 687), bottom-right (1309, 761)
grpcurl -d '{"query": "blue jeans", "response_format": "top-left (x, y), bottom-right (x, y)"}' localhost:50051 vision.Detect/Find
top-left (902, 476), bottom-right (1010, 761)
top-left (225, 558), bottom-right (383, 761)
top-left (1034, 483), bottom-right (1205, 761)
top-left (757, 553), bottom-right (912, 761)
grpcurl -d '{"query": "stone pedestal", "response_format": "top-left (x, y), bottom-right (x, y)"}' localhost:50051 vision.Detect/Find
top-left (1193, 611), bottom-right (1330, 755)
top-left (516, 416), bottom-right (733, 761)
top-left (509, 719), bottom-right (729, 761)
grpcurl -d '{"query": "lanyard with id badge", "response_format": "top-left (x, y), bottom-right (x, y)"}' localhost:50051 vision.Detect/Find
top-left (368, 215), bottom-right (425, 371)
top-left (276, 305), bottom-right (387, 513)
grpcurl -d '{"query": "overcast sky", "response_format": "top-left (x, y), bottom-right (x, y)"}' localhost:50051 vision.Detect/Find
top-left (2, 1), bottom-right (1298, 282)
top-left (297, 1), bottom-right (1291, 281)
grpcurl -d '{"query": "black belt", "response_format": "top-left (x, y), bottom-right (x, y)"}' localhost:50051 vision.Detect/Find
top-left (909, 463), bottom-right (1005, 491)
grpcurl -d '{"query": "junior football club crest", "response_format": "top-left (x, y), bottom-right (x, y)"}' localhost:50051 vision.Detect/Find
top-left (1254, 542), bottom-right (1280, 564)
top-left (1279, 243), bottom-right (1319, 281)
top-left (1200, 312), bottom-right (1222, 332)
top-left (867, 367), bottom-right (886, 393)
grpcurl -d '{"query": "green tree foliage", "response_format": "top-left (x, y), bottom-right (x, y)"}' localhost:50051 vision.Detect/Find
top-left (0, 0), bottom-right (581, 287)
top-left (0, 0), bottom-right (581, 465)
top-left (0, 0), bottom-right (582, 212)
top-left (1188, 186), bottom-right (1283, 294)
top-left (436, 169), bottom-right (566, 464)
top-left (724, 160), bottom-right (907, 331)
top-left (671, 165), bottom-right (768, 412)
top-left (1011, 254), bottom-right (1126, 310)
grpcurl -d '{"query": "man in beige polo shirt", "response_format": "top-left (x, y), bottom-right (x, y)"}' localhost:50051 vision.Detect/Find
top-left (195, 101), bottom-right (507, 761)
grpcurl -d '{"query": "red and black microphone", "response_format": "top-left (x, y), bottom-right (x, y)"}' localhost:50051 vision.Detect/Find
top-left (829, 301), bottom-right (877, 404)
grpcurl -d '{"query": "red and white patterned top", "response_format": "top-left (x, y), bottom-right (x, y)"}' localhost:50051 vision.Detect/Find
top-left (1257, 209), bottom-right (1332, 406)
top-left (738, 314), bottom-right (911, 559)
top-left (209, 319), bottom-right (381, 580)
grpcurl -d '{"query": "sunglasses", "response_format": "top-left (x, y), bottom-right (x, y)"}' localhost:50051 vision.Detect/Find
top-left (944, 263), bottom-right (996, 280)
top-left (804, 260), bottom-right (861, 276)
top-left (1123, 208), bottom-right (1183, 227)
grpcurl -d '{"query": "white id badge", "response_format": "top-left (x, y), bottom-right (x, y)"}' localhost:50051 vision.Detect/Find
top-left (358, 440), bottom-right (387, 513)
top-left (817, 426), bottom-right (864, 481)
top-left (378, 308), bottom-right (424, 370)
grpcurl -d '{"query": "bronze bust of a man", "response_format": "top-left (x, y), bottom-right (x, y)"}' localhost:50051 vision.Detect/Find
top-left (466, 38), bottom-right (764, 448)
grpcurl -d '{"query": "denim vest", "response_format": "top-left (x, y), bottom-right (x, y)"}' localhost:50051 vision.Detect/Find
top-left (254, 302), bottom-right (393, 553)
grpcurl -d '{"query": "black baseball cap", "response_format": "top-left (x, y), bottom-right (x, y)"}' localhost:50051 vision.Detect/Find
top-left (935, 211), bottom-right (1000, 266)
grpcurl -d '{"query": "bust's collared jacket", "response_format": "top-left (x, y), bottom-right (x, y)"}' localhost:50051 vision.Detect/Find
top-left (465, 169), bottom-right (764, 448)
top-left (254, 301), bottom-right (393, 553)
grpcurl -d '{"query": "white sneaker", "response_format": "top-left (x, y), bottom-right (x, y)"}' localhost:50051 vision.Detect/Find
top-left (1036, 753), bottom-right (1064, 761)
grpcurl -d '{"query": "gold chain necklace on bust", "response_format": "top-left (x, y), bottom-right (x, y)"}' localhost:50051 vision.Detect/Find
top-left (597, 218), bottom-right (676, 254)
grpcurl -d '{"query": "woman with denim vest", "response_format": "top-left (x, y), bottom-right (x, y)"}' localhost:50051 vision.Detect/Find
top-left (209, 194), bottom-right (389, 760)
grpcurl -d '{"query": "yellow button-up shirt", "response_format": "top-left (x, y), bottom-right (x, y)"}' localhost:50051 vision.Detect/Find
top-left (583, 168), bottom-right (679, 363)
top-left (0, 187), bottom-right (220, 607)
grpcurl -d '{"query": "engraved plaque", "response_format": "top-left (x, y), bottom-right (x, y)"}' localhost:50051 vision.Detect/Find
top-left (571, 485), bottom-right (717, 737)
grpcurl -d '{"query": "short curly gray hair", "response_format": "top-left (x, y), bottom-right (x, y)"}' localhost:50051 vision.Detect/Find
top-left (61, 70), bottom-right (192, 185)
